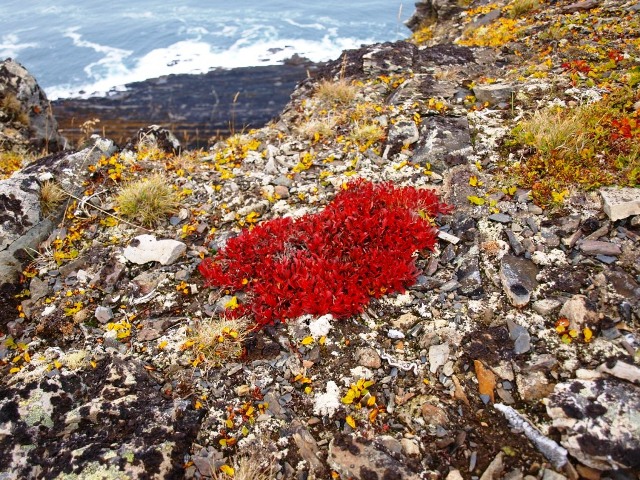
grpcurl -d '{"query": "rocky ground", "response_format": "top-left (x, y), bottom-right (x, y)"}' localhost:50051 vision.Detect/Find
top-left (0, 0), bottom-right (639, 479)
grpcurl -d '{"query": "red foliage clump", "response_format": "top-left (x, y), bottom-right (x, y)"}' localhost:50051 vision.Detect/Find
top-left (199, 180), bottom-right (451, 328)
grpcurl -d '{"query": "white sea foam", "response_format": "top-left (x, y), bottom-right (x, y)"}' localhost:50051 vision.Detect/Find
top-left (0, 34), bottom-right (38, 59)
top-left (283, 19), bottom-right (327, 30)
top-left (46, 32), bottom-right (376, 99)
top-left (121, 11), bottom-right (155, 19)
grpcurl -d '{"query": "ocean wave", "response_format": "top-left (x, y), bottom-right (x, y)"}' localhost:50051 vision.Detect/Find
top-left (46, 33), bottom-right (376, 100)
top-left (0, 34), bottom-right (38, 59)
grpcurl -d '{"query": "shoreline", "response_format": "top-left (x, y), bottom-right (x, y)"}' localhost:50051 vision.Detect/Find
top-left (52, 60), bottom-right (321, 149)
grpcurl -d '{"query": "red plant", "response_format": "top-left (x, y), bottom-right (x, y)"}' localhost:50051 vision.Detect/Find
top-left (199, 180), bottom-right (451, 328)
top-left (561, 59), bottom-right (591, 74)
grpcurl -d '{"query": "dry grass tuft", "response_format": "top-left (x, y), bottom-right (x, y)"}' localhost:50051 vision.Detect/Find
top-left (513, 107), bottom-right (587, 156)
top-left (315, 78), bottom-right (359, 106)
top-left (508, 0), bottom-right (540, 18)
top-left (349, 122), bottom-right (386, 146)
top-left (115, 174), bottom-right (179, 227)
top-left (40, 180), bottom-right (67, 217)
top-left (211, 449), bottom-right (279, 480)
top-left (298, 116), bottom-right (338, 141)
top-left (1, 92), bottom-right (29, 125)
top-left (189, 316), bottom-right (252, 371)
top-left (510, 87), bottom-right (640, 204)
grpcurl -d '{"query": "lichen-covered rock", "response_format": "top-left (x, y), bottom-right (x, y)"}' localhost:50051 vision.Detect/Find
top-left (328, 434), bottom-right (423, 480)
top-left (0, 353), bottom-right (202, 479)
top-left (0, 58), bottom-right (67, 153)
top-left (0, 137), bottom-right (116, 287)
top-left (127, 125), bottom-right (181, 154)
top-left (546, 377), bottom-right (640, 471)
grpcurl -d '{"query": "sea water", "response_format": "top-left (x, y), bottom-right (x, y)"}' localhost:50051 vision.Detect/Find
top-left (0, 1), bottom-right (411, 100)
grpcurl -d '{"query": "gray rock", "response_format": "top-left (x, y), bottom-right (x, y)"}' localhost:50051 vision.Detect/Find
top-left (1, 139), bottom-right (115, 287)
top-left (457, 259), bottom-right (483, 297)
top-left (507, 319), bottom-right (531, 354)
top-left (558, 294), bottom-right (599, 330)
top-left (499, 255), bottom-right (538, 307)
top-left (0, 174), bottom-right (48, 285)
top-left (0, 354), bottom-right (201, 478)
top-left (547, 378), bottom-right (640, 471)
top-left (0, 58), bottom-right (67, 152)
top-left (562, 0), bottom-right (601, 13)
top-left (291, 419), bottom-right (325, 474)
top-left (123, 235), bottom-right (186, 265)
top-left (94, 306), bottom-right (114, 324)
top-left (411, 116), bottom-right (473, 172)
top-left (355, 347), bottom-right (382, 369)
top-left (386, 120), bottom-right (419, 149)
top-left (473, 83), bottom-right (515, 105)
top-left (506, 230), bottom-right (525, 256)
top-left (488, 213), bottom-right (512, 224)
top-left (429, 343), bottom-right (450, 373)
top-left (579, 240), bottom-right (621, 256)
top-left (532, 298), bottom-right (562, 316)
top-left (378, 435), bottom-right (402, 455)
top-left (595, 254), bottom-right (617, 264)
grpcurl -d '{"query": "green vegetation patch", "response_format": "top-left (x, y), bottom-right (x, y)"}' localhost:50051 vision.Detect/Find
top-left (508, 87), bottom-right (640, 205)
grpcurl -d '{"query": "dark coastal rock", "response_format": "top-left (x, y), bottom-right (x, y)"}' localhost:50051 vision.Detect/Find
top-left (546, 377), bottom-right (640, 471)
top-left (0, 354), bottom-right (202, 478)
top-left (52, 63), bottom-right (315, 149)
top-left (0, 58), bottom-right (67, 152)
top-left (405, 0), bottom-right (464, 32)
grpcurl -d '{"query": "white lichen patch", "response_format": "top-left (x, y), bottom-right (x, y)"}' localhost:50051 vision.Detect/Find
top-left (62, 350), bottom-right (88, 370)
top-left (312, 381), bottom-right (341, 418)
top-left (308, 314), bottom-right (333, 339)
top-left (530, 249), bottom-right (567, 266)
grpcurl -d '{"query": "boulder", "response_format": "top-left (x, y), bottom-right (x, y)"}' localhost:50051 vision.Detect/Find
top-left (0, 58), bottom-right (67, 153)
top-left (0, 353), bottom-right (202, 478)
top-left (0, 137), bottom-right (116, 287)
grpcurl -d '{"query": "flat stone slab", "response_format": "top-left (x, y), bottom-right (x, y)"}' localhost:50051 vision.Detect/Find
top-left (579, 240), bottom-right (622, 256)
top-left (473, 83), bottom-right (515, 105)
top-left (123, 235), bottom-right (186, 265)
top-left (600, 187), bottom-right (640, 221)
top-left (499, 255), bottom-right (539, 307)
